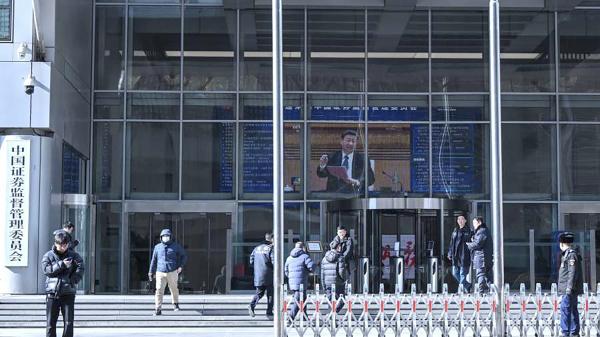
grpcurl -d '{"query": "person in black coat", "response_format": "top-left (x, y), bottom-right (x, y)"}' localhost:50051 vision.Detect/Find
top-left (447, 215), bottom-right (473, 292)
top-left (52, 221), bottom-right (79, 250)
top-left (41, 231), bottom-right (84, 337)
top-left (321, 249), bottom-right (346, 313)
top-left (557, 232), bottom-right (583, 337)
top-left (466, 217), bottom-right (492, 294)
top-left (248, 233), bottom-right (274, 318)
top-left (317, 130), bottom-right (375, 193)
top-left (329, 225), bottom-right (353, 283)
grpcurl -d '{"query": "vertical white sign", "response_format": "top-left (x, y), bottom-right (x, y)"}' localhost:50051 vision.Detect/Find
top-left (5, 139), bottom-right (29, 267)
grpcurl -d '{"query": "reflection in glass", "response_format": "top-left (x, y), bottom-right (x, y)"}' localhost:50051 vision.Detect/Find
top-left (432, 124), bottom-right (489, 199)
top-left (240, 93), bottom-right (303, 120)
top-left (183, 7), bottom-right (236, 91)
top-left (367, 124), bottom-right (428, 197)
top-left (503, 246), bottom-right (530, 289)
top-left (559, 10), bottom-right (600, 92)
top-left (432, 95), bottom-right (489, 121)
top-left (500, 11), bottom-right (555, 92)
top-left (239, 123), bottom-right (303, 199)
top-left (94, 93), bottom-right (123, 119)
top-left (95, 203), bottom-right (122, 293)
top-left (504, 203), bottom-right (556, 241)
top-left (95, 6), bottom-right (125, 90)
top-left (432, 11), bottom-right (487, 92)
top-left (308, 124), bottom-right (372, 199)
top-left (502, 95), bottom-right (555, 121)
top-left (183, 93), bottom-right (235, 120)
top-left (240, 10), bottom-right (304, 91)
top-left (127, 93), bottom-right (180, 120)
top-left (560, 125), bottom-right (600, 200)
top-left (502, 124), bottom-right (556, 200)
top-left (128, 6), bottom-right (181, 90)
top-left (233, 203), bottom-right (303, 290)
top-left (308, 10), bottom-right (365, 91)
top-left (126, 122), bottom-right (179, 199)
top-left (559, 96), bottom-right (600, 122)
top-left (182, 123), bottom-right (235, 199)
top-left (367, 95), bottom-right (428, 121)
top-left (93, 122), bottom-right (123, 200)
top-left (308, 94), bottom-right (364, 121)
top-left (367, 11), bottom-right (428, 92)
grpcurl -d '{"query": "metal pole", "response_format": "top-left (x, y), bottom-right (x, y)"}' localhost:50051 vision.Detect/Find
top-left (272, 0), bottom-right (284, 334)
top-left (489, 1), bottom-right (505, 336)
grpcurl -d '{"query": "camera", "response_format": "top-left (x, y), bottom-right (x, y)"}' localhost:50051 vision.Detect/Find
top-left (24, 75), bottom-right (35, 95)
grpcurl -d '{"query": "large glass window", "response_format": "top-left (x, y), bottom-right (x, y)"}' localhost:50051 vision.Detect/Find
top-left (560, 96), bottom-right (600, 122)
top-left (127, 92), bottom-right (180, 120)
top-left (94, 93), bottom-right (124, 119)
top-left (502, 95), bottom-right (555, 121)
top-left (367, 11), bottom-right (428, 92)
top-left (183, 7), bottom-right (236, 91)
top-left (127, 6), bottom-right (181, 90)
top-left (182, 122), bottom-right (235, 199)
top-left (93, 122), bottom-right (123, 200)
top-left (500, 11), bottom-right (555, 92)
top-left (0, 0), bottom-right (12, 41)
top-left (558, 10), bottom-right (600, 93)
top-left (183, 93), bottom-right (235, 120)
top-left (367, 123), bottom-right (429, 197)
top-left (239, 93), bottom-right (303, 120)
top-left (95, 203), bottom-right (122, 293)
top-left (431, 11), bottom-right (487, 92)
top-left (432, 95), bottom-right (489, 121)
top-left (308, 123), bottom-right (370, 199)
top-left (560, 125), bottom-right (600, 200)
top-left (502, 124), bottom-right (556, 200)
top-left (95, 6), bottom-right (125, 90)
top-left (432, 124), bottom-right (489, 199)
top-left (126, 122), bottom-right (179, 199)
top-left (240, 10), bottom-right (304, 91)
top-left (308, 10), bottom-right (365, 91)
top-left (309, 94), bottom-right (364, 121)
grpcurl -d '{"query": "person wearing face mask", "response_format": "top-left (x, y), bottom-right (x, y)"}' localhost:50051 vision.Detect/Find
top-left (148, 229), bottom-right (188, 316)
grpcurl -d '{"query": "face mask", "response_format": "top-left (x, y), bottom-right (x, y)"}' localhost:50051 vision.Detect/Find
top-left (161, 236), bottom-right (170, 243)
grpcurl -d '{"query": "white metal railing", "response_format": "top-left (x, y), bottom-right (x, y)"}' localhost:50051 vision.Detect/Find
top-left (283, 282), bottom-right (600, 337)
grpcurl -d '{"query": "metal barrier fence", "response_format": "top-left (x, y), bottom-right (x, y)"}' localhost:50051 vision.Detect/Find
top-left (284, 283), bottom-right (600, 337)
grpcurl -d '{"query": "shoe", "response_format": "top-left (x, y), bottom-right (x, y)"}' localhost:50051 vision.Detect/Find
top-left (153, 308), bottom-right (162, 316)
top-left (247, 305), bottom-right (255, 318)
top-left (173, 303), bottom-right (180, 311)
top-left (266, 313), bottom-right (274, 320)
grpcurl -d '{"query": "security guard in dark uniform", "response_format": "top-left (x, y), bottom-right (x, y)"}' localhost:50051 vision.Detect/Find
top-left (248, 232), bottom-right (275, 318)
top-left (557, 232), bottom-right (583, 337)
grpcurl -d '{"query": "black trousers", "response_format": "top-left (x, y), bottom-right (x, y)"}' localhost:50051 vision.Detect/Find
top-left (250, 285), bottom-right (274, 315)
top-left (326, 285), bottom-right (345, 313)
top-left (46, 294), bottom-right (75, 337)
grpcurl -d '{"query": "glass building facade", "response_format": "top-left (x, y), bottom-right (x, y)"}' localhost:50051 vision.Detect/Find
top-left (92, 1), bottom-right (600, 293)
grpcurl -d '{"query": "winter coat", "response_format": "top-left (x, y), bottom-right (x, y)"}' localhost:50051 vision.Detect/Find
top-left (466, 224), bottom-right (493, 270)
top-left (448, 226), bottom-right (472, 268)
top-left (149, 229), bottom-right (187, 274)
top-left (557, 247), bottom-right (583, 295)
top-left (52, 229), bottom-right (79, 250)
top-left (329, 236), bottom-right (354, 264)
top-left (284, 248), bottom-right (315, 291)
top-left (320, 250), bottom-right (346, 288)
top-left (250, 241), bottom-right (274, 287)
top-left (41, 247), bottom-right (84, 296)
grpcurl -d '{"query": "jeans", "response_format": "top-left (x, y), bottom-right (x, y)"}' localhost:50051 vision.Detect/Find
top-left (560, 294), bottom-right (580, 336)
top-left (250, 285), bottom-right (274, 315)
top-left (46, 294), bottom-right (75, 337)
top-left (288, 290), bottom-right (307, 320)
top-left (451, 265), bottom-right (471, 292)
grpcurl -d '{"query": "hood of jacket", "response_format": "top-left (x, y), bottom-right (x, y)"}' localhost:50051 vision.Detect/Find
top-left (325, 250), bottom-right (339, 263)
top-left (290, 247), bottom-right (305, 258)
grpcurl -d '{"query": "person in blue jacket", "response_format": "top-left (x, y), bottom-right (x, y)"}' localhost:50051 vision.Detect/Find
top-left (248, 233), bottom-right (275, 318)
top-left (148, 229), bottom-right (187, 316)
top-left (285, 242), bottom-right (315, 320)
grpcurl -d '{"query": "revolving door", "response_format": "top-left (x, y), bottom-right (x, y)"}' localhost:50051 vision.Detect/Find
top-left (324, 198), bottom-right (469, 293)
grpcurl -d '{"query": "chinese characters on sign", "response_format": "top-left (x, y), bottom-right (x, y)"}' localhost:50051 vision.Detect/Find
top-left (5, 140), bottom-right (29, 267)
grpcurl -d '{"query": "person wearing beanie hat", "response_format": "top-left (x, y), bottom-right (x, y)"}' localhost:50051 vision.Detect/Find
top-left (557, 231), bottom-right (583, 337)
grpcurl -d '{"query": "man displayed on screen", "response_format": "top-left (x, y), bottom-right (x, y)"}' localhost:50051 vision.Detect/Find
top-left (316, 130), bottom-right (375, 193)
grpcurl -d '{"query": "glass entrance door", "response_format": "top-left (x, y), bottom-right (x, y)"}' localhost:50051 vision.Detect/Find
top-left (128, 212), bottom-right (231, 294)
top-left (62, 194), bottom-right (93, 293)
top-left (561, 211), bottom-right (599, 291)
